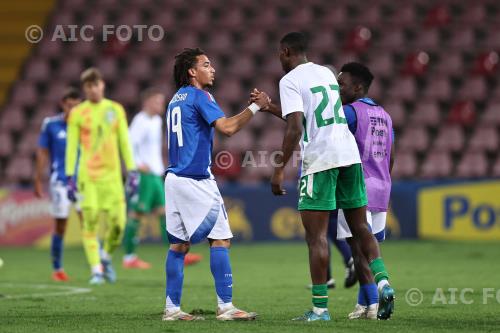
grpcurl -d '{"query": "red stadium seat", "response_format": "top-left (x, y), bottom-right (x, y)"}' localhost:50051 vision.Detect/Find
top-left (456, 77), bottom-right (487, 101)
top-left (420, 150), bottom-right (453, 178)
top-left (227, 56), bottom-right (256, 80)
top-left (95, 56), bottom-right (119, 81)
top-left (0, 132), bottom-right (13, 158)
top-left (377, 30), bottom-right (404, 50)
top-left (410, 29), bottom-right (440, 52)
top-left (397, 126), bottom-right (429, 152)
top-left (470, 51), bottom-right (499, 76)
top-left (401, 51), bottom-right (430, 76)
top-left (17, 132), bottom-right (39, 155)
top-left (56, 58), bottom-right (84, 81)
top-left (309, 31), bottom-right (338, 54)
top-left (433, 53), bottom-right (463, 76)
top-left (391, 151), bottom-right (417, 179)
top-left (457, 3), bottom-right (486, 25)
top-left (124, 55), bottom-right (153, 80)
top-left (447, 28), bottom-right (475, 50)
top-left (468, 126), bottom-right (499, 152)
top-left (386, 77), bottom-right (416, 101)
top-left (112, 80), bottom-right (140, 105)
top-left (5, 156), bottom-right (34, 183)
top-left (424, 4), bottom-right (451, 28)
top-left (225, 130), bottom-right (255, 152)
top-left (366, 52), bottom-right (394, 78)
top-left (10, 81), bottom-right (38, 108)
top-left (344, 26), bottom-right (372, 54)
top-left (24, 58), bottom-right (51, 82)
top-left (456, 150), bottom-right (488, 178)
top-left (447, 101), bottom-right (477, 126)
top-left (434, 125), bottom-right (465, 153)
top-left (421, 75), bottom-right (451, 100)
top-left (383, 100), bottom-right (406, 128)
top-left (480, 100), bottom-right (500, 125)
top-left (387, 4), bottom-right (417, 27)
top-left (410, 99), bottom-right (440, 127)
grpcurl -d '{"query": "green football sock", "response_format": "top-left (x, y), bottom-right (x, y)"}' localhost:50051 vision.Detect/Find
top-left (158, 215), bottom-right (167, 244)
top-left (369, 257), bottom-right (389, 284)
top-left (312, 284), bottom-right (328, 308)
top-left (123, 217), bottom-right (140, 255)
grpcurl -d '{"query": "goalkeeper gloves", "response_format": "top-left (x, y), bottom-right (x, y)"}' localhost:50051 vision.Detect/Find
top-left (125, 170), bottom-right (140, 199)
top-left (66, 176), bottom-right (78, 202)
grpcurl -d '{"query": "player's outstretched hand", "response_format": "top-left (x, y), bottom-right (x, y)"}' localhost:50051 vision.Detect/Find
top-left (271, 168), bottom-right (286, 195)
top-left (34, 180), bottom-right (45, 198)
top-left (66, 176), bottom-right (78, 202)
top-left (250, 88), bottom-right (271, 110)
top-left (125, 170), bottom-right (140, 199)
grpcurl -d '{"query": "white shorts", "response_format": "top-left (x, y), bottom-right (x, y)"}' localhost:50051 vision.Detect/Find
top-left (164, 173), bottom-right (233, 244)
top-left (49, 180), bottom-right (77, 219)
top-left (337, 209), bottom-right (387, 240)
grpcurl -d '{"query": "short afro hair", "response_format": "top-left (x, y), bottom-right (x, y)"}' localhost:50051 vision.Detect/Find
top-left (340, 62), bottom-right (374, 92)
top-left (280, 32), bottom-right (308, 54)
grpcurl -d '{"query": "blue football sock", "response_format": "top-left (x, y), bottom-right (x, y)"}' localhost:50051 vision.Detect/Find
top-left (165, 249), bottom-right (185, 308)
top-left (51, 234), bottom-right (63, 271)
top-left (210, 247), bottom-right (233, 305)
top-left (358, 285), bottom-right (368, 306)
top-left (334, 239), bottom-right (353, 266)
top-left (361, 283), bottom-right (379, 306)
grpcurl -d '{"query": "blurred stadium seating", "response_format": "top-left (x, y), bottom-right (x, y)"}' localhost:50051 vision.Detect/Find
top-left (1, 0), bottom-right (499, 185)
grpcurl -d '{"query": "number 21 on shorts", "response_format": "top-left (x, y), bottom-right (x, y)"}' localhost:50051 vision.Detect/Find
top-left (299, 174), bottom-right (314, 200)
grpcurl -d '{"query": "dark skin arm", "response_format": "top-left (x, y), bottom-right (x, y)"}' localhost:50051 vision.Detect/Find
top-left (271, 112), bottom-right (303, 195)
top-left (250, 89), bottom-right (284, 121)
top-left (33, 147), bottom-right (49, 198)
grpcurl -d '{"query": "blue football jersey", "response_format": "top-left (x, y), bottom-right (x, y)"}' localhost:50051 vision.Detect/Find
top-left (166, 86), bottom-right (225, 179)
top-left (38, 114), bottom-right (70, 183)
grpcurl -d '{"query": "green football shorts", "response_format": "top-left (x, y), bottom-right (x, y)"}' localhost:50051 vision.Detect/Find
top-left (128, 172), bottom-right (165, 213)
top-left (298, 163), bottom-right (368, 211)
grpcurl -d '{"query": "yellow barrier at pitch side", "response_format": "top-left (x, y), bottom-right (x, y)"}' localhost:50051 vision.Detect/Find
top-left (418, 181), bottom-right (500, 240)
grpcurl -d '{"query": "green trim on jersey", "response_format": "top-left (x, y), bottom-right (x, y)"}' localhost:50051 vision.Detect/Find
top-left (298, 164), bottom-right (367, 211)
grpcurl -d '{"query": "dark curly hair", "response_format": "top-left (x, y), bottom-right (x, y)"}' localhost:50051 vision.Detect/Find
top-left (173, 48), bottom-right (205, 89)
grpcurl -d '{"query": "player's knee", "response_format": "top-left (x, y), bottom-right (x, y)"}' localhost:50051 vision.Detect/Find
top-left (55, 219), bottom-right (67, 235)
top-left (170, 242), bottom-right (190, 253)
top-left (208, 238), bottom-right (231, 248)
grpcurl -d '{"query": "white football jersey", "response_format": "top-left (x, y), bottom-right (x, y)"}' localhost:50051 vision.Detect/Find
top-left (280, 62), bottom-right (361, 176)
top-left (129, 111), bottom-right (165, 176)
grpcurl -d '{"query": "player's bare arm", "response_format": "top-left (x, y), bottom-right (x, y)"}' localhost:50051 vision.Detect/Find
top-left (250, 89), bottom-right (284, 120)
top-left (33, 147), bottom-right (49, 198)
top-left (213, 97), bottom-right (267, 137)
top-left (271, 111), bottom-right (302, 196)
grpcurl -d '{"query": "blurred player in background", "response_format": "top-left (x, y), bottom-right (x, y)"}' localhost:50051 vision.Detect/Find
top-left (65, 68), bottom-right (139, 285)
top-left (255, 32), bottom-right (393, 321)
top-left (123, 88), bottom-right (202, 269)
top-left (33, 87), bottom-right (82, 282)
top-left (336, 62), bottom-right (395, 320)
top-left (162, 48), bottom-right (266, 321)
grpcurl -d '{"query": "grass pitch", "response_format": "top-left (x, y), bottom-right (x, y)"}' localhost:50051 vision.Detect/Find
top-left (1, 241), bottom-right (499, 332)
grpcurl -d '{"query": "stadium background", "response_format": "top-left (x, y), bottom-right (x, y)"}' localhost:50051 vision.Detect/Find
top-left (1, 0), bottom-right (500, 246)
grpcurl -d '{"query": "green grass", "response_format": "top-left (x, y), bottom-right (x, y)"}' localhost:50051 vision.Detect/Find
top-left (1, 241), bottom-right (499, 332)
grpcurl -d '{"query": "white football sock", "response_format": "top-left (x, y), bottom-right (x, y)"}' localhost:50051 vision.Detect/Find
top-left (377, 279), bottom-right (390, 292)
top-left (313, 307), bottom-right (328, 315)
